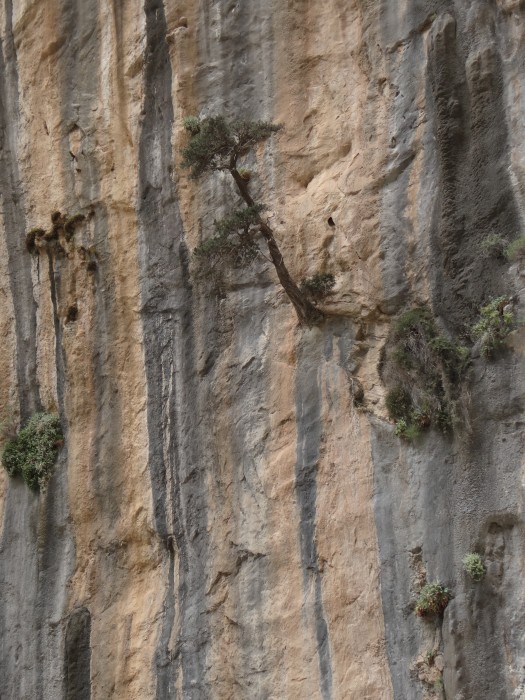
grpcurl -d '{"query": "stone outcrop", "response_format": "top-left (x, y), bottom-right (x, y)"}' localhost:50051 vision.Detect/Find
top-left (0, 1), bottom-right (524, 698)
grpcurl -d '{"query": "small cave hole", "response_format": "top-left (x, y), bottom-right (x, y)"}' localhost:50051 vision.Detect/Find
top-left (66, 305), bottom-right (78, 323)
top-left (327, 216), bottom-right (335, 227)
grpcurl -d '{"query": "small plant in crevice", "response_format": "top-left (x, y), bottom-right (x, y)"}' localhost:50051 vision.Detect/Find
top-left (415, 583), bottom-right (451, 619)
top-left (463, 553), bottom-right (485, 581)
top-left (1, 412), bottom-right (63, 491)
top-left (394, 418), bottom-right (422, 442)
top-left (77, 244), bottom-right (98, 273)
top-left (505, 236), bottom-right (525, 262)
top-left (300, 272), bottom-right (335, 303)
top-left (480, 233), bottom-right (508, 259)
top-left (425, 649), bottom-right (437, 666)
top-left (237, 167), bottom-right (252, 182)
top-left (382, 307), bottom-right (470, 440)
top-left (433, 676), bottom-right (444, 692)
top-left (471, 296), bottom-right (515, 358)
top-left (413, 646), bottom-right (445, 698)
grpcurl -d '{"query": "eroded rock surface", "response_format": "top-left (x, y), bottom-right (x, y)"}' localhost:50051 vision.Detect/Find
top-left (0, 1), bottom-right (524, 699)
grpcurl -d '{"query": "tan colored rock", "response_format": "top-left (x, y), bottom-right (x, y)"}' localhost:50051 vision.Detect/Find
top-left (1, 1), bottom-right (525, 699)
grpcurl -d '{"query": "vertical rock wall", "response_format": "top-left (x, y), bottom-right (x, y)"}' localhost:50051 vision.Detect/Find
top-left (0, 1), bottom-right (523, 699)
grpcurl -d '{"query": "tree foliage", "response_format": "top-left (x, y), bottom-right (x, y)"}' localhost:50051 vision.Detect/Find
top-left (181, 115), bottom-right (323, 324)
top-left (181, 116), bottom-right (282, 179)
top-left (193, 205), bottom-right (266, 272)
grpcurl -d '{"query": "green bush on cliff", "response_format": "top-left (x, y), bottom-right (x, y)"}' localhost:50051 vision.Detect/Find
top-left (383, 307), bottom-right (469, 440)
top-left (505, 236), bottom-right (525, 262)
top-left (1, 413), bottom-right (63, 491)
top-left (471, 297), bottom-right (514, 358)
top-left (394, 418), bottom-right (422, 442)
top-left (480, 234), bottom-right (508, 259)
top-left (415, 583), bottom-right (451, 618)
top-left (300, 273), bottom-right (335, 302)
top-left (386, 387), bottom-right (413, 421)
top-left (463, 553), bottom-right (485, 581)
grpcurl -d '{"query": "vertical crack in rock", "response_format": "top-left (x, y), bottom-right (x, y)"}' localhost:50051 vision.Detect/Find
top-left (64, 607), bottom-right (91, 700)
top-left (295, 332), bottom-right (333, 700)
top-left (47, 251), bottom-right (66, 410)
top-left (138, 2), bottom-right (209, 697)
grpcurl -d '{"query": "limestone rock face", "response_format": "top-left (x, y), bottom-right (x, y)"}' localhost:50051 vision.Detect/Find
top-left (0, 1), bottom-right (524, 699)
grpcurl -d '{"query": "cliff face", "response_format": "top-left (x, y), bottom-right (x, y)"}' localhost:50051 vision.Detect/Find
top-left (0, 1), bottom-right (524, 699)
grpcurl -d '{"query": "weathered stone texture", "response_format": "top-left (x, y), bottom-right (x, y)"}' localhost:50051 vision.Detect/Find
top-left (0, 1), bottom-right (524, 699)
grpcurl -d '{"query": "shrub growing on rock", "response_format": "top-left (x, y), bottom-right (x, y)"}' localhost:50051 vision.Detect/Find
top-left (386, 386), bottom-right (413, 421)
top-left (505, 236), bottom-right (525, 262)
top-left (463, 553), bottom-right (485, 581)
top-left (300, 272), bottom-right (335, 302)
top-left (471, 296), bottom-right (514, 358)
top-left (394, 418), bottom-right (422, 442)
top-left (480, 234), bottom-right (508, 259)
top-left (383, 307), bottom-right (469, 440)
top-left (415, 583), bottom-right (451, 618)
top-left (1, 413), bottom-right (63, 491)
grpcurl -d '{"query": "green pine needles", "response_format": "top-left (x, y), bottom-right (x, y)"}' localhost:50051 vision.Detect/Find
top-left (181, 116), bottom-right (282, 179)
top-left (181, 115), bottom-right (324, 325)
top-left (193, 205), bottom-right (265, 269)
top-left (1, 412), bottom-right (63, 491)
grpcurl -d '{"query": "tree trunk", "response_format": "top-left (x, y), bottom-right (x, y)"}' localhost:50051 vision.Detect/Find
top-left (230, 169), bottom-right (323, 325)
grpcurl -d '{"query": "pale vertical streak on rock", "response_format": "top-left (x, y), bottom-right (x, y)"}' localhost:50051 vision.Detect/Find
top-left (0, 203), bottom-right (17, 539)
top-left (272, 1), bottom-right (394, 698)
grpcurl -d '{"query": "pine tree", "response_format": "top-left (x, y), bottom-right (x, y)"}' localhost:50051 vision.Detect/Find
top-left (181, 116), bottom-right (323, 325)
